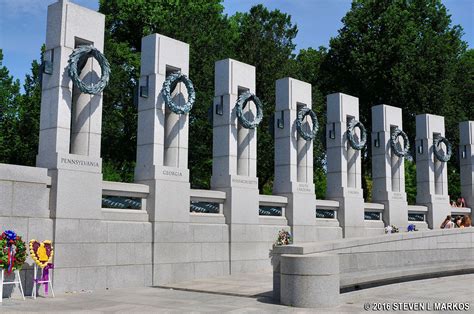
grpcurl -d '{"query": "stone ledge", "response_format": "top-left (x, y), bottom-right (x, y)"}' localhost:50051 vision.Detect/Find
top-left (0, 164), bottom-right (51, 185)
top-left (341, 261), bottom-right (474, 291)
top-left (273, 228), bottom-right (474, 255)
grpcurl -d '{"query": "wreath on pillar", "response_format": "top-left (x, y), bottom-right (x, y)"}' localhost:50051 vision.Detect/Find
top-left (0, 230), bottom-right (26, 274)
top-left (235, 91), bottom-right (263, 129)
top-left (296, 107), bottom-right (318, 141)
top-left (347, 119), bottom-right (367, 150)
top-left (433, 135), bottom-right (452, 162)
top-left (161, 72), bottom-right (195, 115)
top-left (67, 45), bottom-right (111, 94)
top-left (390, 127), bottom-right (411, 158)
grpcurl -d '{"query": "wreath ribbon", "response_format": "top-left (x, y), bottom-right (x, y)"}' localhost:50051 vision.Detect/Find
top-left (7, 246), bottom-right (14, 274)
top-left (35, 263), bottom-right (54, 295)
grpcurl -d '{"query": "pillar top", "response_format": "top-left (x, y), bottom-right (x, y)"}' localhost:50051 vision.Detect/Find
top-left (214, 58), bottom-right (255, 96)
top-left (416, 114), bottom-right (445, 138)
top-left (275, 77), bottom-right (312, 111)
top-left (326, 92), bottom-right (359, 122)
top-left (459, 121), bottom-right (474, 144)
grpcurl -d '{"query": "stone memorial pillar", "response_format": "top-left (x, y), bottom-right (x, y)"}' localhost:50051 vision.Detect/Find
top-left (416, 114), bottom-right (450, 229)
top-left (459, 121), bottom-right (474, 210)
top-left (134, 34), bottom-right (191, 285)
top-left (326, 93), bottom-right (365, 237)
top-left (36, 0), bottom-right (105, 291)
top-left (371, 105), bottom-right (408, 227)
top-left (211, 59), bottom-right (260, 272)
top-left (273, 78), bottom-right (316, 242)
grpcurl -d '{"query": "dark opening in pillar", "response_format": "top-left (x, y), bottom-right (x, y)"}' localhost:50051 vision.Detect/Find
top-left (346, 115), bottom-right (357, 188)
top-left (296, 103), bottom-right (309, 183)
top-left (164, 65), bottom-right (182, 167)
top-left (390, 125), bottom-right (401, 192)
top-left (70, 37), bottom-right (95, 156)
top-left (237, 86), bottom-right (251, 176)
top-left (433, 132), bottom-right (444, 195)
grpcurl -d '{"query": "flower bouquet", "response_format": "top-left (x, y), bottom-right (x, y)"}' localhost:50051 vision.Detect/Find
top-left (384, 225), bottom-right (399, 234)
top-left (407, 224), bottom-right (418, 232)
top-left (275, 229), bottom-right (292, 246)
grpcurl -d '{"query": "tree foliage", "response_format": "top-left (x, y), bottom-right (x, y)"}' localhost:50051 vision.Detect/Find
top-left (0, 49), bottom-right (41, 166)
top-left (0, 0), bottom-right (472, 203)
top-left (321, 0), bottom-right (469, 200)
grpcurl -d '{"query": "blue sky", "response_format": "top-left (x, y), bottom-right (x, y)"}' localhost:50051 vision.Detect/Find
top-left (0, 0), bottom-right (472, 86)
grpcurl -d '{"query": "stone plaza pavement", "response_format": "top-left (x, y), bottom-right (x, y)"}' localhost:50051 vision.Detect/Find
top-left (0, 273), bottom-right (473, 313)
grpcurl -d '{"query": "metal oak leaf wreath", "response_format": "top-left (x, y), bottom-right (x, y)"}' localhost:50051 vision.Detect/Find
top-left (161, 72), bottom-right (195, 115)
top-left (235, 91), bottom-right (263, 129)
top-left (390, 127), bottom-right (411, 158)
top-left (433, 135), bottom-right (452, 162)
top-left (296, 107), bottom-right (318, 141)
top-left (67, 45), bottom-right (111, 94)
top-left (347, 119), bottom-right (367, 150)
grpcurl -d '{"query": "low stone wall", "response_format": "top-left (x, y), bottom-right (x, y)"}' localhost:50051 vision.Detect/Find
top-left (273, 228), bottom-right (474, 308)
top-left (53, 219), bottom-right (153, 292)
top-left (0, 164), bottom-right (53, 296)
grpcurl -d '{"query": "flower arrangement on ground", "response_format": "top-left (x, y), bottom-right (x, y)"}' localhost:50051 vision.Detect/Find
top-left (407, 224), bottom-right (418, 232)
top-left (0, 230), bottom-right (26, 274)
top-left (384, 225), bottom-right (399, 234)
top-left (275, 229), bottom-right (293, 246)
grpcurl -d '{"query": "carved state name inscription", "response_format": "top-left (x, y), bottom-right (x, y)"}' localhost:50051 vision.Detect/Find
top-left (162, 170), bottom-right (183, 177)
top-left (232, 178), bottom-right (257, 185)
top-left (60, 157), bottom-right (99, 167)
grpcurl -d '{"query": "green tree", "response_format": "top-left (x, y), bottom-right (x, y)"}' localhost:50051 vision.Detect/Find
top-left (15, 57), bottom-right (42, 166)
top-left (0, 49), bottom-right (41, 166)
top-left (99, 0), bottom-right (236, 185)
top-left (293, 47), bottom-right (328, 197)
top-left (322, 0), bottom-right (468, 199)
top-left (231, 4), bottom-right (298, 192)
top-left (0, 49), bottom-right (22, 163)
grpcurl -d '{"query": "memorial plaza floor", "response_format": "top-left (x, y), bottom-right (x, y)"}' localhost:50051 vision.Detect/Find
top-left (1, 272), bottom-right (473, 313)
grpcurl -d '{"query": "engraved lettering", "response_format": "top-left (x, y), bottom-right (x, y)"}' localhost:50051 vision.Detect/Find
top-left (162, 170), bottom-right (183, 177)
top-left (231, 178), bottom-right (257, 185)
top-left (60, 157), bottom-right (99, 167)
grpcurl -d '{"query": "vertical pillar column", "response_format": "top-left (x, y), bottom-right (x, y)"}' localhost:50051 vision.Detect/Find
top-left (135, 34), bottom-right (191, 285)
top-left (371, 105), bottom-right (408, 227)
top-left (36, 0), bottom-right (105, 291)
top-left (459, 121), bottom-right (474, 211)
top-left (211, 59), bottom-right (260, 273)
top-left (326, 93), bottom-right (365, 237)
top-left (415, 114), bottom-right (450, 228)
top-left (273, 78), bottom-right (316, 242)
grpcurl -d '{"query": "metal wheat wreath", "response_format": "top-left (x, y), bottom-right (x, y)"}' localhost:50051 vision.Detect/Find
top-left (161, 72), bottom-right (195, 115)
top-left (347, 119), bottom-right (367, 150)
top-left (296, 107), bottom-right (318, 141)
top-left (67, 45), bottom-right (110, 94)
top-left (235, 91), bottom-right (263, 129)
top-left (390, 127), bottom-right (410, 158)
top-left (433, 135), bottom-right (452, 162)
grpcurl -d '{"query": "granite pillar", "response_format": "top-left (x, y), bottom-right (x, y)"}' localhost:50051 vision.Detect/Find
top-left (273, 78), bottom-right (316, 242)
top-left (371, 105), bottom-right (408, 227)
top-left (134, 34), bottom-right (191, 285)
top-left (415, 114), bottom-right (450, 229)
top-left (326, 93), bottom-right (365, 237)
